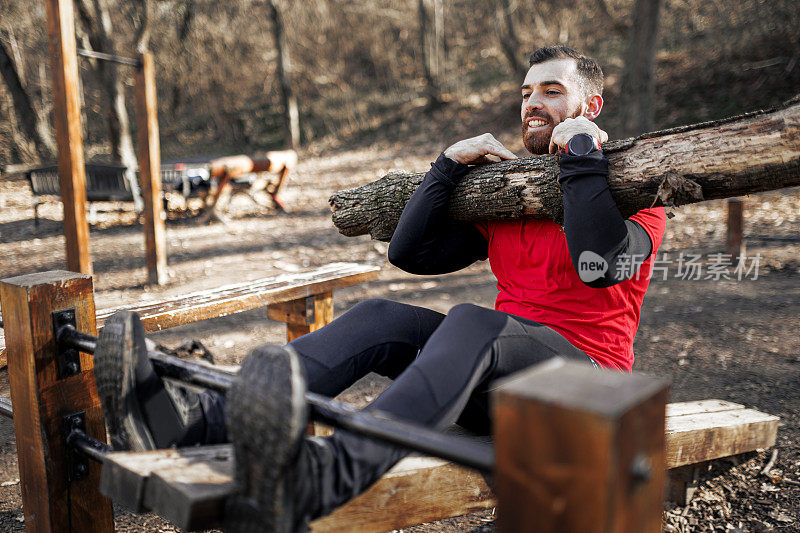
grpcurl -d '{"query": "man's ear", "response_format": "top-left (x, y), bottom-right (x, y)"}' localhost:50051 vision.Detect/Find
top-left (582, 94), bottom-right (603, 120)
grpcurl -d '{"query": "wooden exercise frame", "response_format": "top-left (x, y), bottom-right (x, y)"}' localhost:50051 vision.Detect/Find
top-left (45, 0), bottom-right (167, 284)
top-left (0, 270), bottom-right (675, 532)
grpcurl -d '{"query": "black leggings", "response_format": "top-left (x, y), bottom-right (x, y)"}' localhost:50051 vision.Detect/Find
top-left (202, 299), bottom-right (596, 517)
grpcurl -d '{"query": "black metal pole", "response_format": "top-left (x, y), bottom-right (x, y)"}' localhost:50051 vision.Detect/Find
top-left (57, 325), bottom-right (495, 472)
top-left (66, 428), bottom-right (111, 463)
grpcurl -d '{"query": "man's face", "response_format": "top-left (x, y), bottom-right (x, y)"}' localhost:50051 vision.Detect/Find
top-left (520, 58), bottom-right (587, 155)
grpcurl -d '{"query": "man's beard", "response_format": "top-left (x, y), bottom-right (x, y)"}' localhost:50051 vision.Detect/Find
top-left (521, 107), bottom-right (583, 155)
top-left (521, 118), bottom-right (553, 155)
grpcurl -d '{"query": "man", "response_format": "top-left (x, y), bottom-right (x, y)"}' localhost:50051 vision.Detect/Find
top-left (94, 46), bottom-right (666, 531)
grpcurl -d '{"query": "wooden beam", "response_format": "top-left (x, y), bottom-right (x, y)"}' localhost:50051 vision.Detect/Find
top-left (100, 447), bottom-right (492, 532)
top-left (268, 291), bottom-right (333, 342)
top-left (0, 271), bottom-right (112, 532)
top-left (45, 0), bottom-right (92, 274)
top-left (492, 359), bottom-right (669, 533)
top-left (665, 406), bottom-right (778, 468)
top-left (134, 51), bottom-right (168, 285)
top-left (1, 263), bottom-right (380, 363)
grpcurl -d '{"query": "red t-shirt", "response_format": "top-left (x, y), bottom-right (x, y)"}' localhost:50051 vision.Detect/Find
top-left (476, 207), bottom-right (666, 371)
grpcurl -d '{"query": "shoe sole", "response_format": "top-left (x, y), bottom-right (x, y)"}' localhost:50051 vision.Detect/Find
top-left (94, 310), bottom-right (156, 451)
top-left (225, 345), bottom-right (308, 533)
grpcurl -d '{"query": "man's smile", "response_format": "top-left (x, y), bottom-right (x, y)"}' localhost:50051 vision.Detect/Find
top-left (526, 117), bottom-right (549, 131)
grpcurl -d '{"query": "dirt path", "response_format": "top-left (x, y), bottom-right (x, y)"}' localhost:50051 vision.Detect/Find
top-left (1, 144), bottom-right (798, 531)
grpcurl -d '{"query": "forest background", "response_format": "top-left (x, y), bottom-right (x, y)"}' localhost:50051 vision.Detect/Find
top-left (1, 0), bottom-right (799, 169)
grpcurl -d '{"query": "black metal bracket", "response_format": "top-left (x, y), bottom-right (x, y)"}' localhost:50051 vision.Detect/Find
top-left (63, 412), bottom-right (90, 481)
top-left (53, 309), bottom-right (81, 379)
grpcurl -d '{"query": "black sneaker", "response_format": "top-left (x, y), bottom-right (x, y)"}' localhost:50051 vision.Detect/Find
top-left (94, 310), bottom-right (206, 451)
top-left (224, 345), bottom-right (313, 532)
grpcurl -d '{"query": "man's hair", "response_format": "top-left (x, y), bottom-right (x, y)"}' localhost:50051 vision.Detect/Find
top-left (528, 45), bottom-right (604, 96)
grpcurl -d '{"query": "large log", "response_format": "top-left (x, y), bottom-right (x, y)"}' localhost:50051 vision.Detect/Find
top-left (330, 97), bottom-right (800, 241)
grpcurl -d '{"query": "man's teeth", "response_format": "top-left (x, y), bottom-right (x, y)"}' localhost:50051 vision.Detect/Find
top-left (528, 119), bottom-right (547, 128)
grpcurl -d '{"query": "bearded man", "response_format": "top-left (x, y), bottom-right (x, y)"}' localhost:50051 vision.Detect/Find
top-left (94, 45), bottom-right (666, 532)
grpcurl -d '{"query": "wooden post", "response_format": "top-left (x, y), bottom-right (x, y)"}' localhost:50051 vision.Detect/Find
top-left (492, 359), bottom-right (669, 533)
top-left (45, 0), bottom-right (92, 275)
top-left (134, 51), bottom-right (168, 285)
top-left (726, 198), bottom-right (744, 263)
top-left (0, 271), bottom-right (113, 532)
top-left (268, 291), bottom-right (335, 436)
top-left (267, 292), bottom-right (334, 342)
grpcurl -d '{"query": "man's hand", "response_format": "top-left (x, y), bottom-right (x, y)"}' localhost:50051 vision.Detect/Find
top-left (548, 116), bottom-right (609, 154)
top-left (443, 133), bottom-right (518, 165)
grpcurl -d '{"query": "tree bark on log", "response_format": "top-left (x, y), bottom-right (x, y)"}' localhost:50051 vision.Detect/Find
top-left (330, 97), bottom-right (800, 241)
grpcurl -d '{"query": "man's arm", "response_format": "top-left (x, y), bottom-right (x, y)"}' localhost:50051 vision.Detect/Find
top-left (388, 134), bottom-right (516, 275)
top-left (559, 150), bottom-right (653, 288)
top-left (388, 154), bottom-right (488, 274)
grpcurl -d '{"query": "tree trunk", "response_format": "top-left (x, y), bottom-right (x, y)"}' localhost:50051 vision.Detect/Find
top-left (267, 0), bottom-right (300, 148)
top-left (495, 0), bottom-right (527, 80)
top-left (75, 0), bottom-right (143, 210)
top-left (618, 0), bottom-right (663, 137)
top-left (330, 98), bottom-right (800, 241)
top-left (0, 40), bottom-right (57, 161)
top-left (417, 0), bottom-right (442, 109)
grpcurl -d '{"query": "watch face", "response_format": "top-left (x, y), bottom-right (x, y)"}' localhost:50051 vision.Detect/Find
top-left (568, 134), bottom-right (595, 156)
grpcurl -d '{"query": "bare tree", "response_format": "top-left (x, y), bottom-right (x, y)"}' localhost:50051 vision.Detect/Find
top-left (417, 0), bottom-right (442, 109)
top-left (619, 0), bottom-right (663, 137)
top-left (267, 0), bottom-right (300, 148)
top-left (74, 0), bottom-right (143, 210)
top-left (0, 38), bottom-right (57, 162)
top-left (495, 0), bottom-right (527, 79)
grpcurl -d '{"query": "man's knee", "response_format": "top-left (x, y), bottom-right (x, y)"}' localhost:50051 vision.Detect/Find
top-left (446, 303), bottom-right (495, 323)
top-left (348, 298), bottom-right (407, 318)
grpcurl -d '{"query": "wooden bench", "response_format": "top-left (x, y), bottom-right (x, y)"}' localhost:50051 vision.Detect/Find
top-left (0, 262), bottom-right (380, 369)
top-left (24, 161), bottom-right (211, 226)
top-left (98, 398), bottom-right (778, 532)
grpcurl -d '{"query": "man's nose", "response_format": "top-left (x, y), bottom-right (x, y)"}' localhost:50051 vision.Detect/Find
top-left (523, 96), bottom-right (543, 113)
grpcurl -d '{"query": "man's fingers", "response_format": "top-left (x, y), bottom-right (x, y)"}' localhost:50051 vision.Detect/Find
top-left (487, 143), bottom-right (517, 160)
top-left (599, 130), bottom-right (609, 143)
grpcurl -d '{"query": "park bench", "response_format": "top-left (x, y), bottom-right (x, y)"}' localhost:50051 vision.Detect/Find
top-left (26, 161), bottom-right (211, 226)
top-left (0, 262), bottom-right (380, 369)
top-left (97, 398), bottom-right (778, 531)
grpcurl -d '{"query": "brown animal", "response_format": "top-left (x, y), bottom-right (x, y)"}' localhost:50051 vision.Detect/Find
top-left (203, 150), bottom-right (298, 221)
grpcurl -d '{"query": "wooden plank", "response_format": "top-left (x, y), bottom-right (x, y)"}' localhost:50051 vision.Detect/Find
top-left (0, 271), bottom-right (112, 532)
top-left (311, 456), bottom-right (493, 533)
top-left (665, 399), bottom-right (744, 417)
top-left (101, 446), bottom-right (492, 532)
top-left (95, 263), bottom-right (377, 332)
top-left (45, 0), bottom-right (92, 274)
top-left (100, 445), bottom-right (232, 513)
top-left (0, 263), bottom-right (380, 362)
top-left (665, 408), bottom-right (778, 468)
top-left (145, 448), bottom-right (235, 531)
top-left (492, 359), bottom-right (669, 533)
top-left (134, 51), bottom-right (168, 285)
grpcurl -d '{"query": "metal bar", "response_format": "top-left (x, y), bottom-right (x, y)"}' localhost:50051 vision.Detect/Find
top-left (0, 396), bottom-right (12, 419)
top-left (66, 428), bottom-right (110, 463)
top-left (56, 325), bottom-right (495, 472)
top-left (306, 392), bottom-right (494, 472)
top-left (76, 48), bottom-right (140, 67)
top-left (56, 324), bottom-right (100, 354)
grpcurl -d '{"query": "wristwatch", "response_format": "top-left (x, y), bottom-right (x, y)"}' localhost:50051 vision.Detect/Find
top-left (564, 133), bottom-right (601, 156)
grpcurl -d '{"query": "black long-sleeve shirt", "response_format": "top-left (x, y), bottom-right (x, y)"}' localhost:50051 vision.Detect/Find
top-left (388, 151), bottom-right (652, 287)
